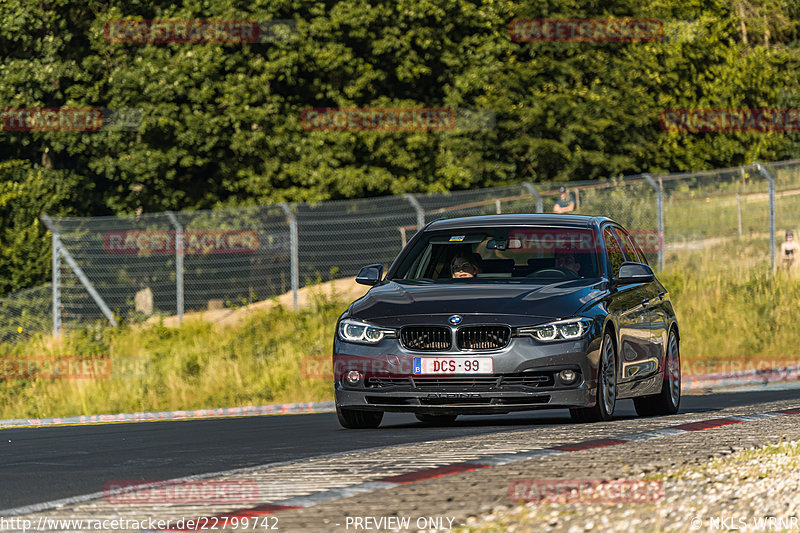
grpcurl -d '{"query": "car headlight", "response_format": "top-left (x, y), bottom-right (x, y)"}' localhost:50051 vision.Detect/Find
top-left (338, 319), bottom-right (397, 344)
top-left (518, 318), bottom-right (592, 342)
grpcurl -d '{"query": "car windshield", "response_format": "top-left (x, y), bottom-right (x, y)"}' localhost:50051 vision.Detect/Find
top-left (391, 226), bottom-right (600, 283)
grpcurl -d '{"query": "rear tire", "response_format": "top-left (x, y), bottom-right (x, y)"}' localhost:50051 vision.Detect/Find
top-left (571, 331), bottom-right (617, 423)
top-left (336, 406), bottom-right (383, 429)
top-left (415, 414), bottom-right (458, 426)
top-left (634, 329), bottom-right (681, 416)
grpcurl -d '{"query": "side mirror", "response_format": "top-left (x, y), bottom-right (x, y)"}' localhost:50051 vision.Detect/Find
top-left (614, 262), bottom-right (655, 285)
top-left (356, 264), bottom-right (384, 286)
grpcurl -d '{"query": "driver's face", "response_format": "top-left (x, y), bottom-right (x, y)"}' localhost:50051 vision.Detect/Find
top-left (555, 254), bottom-right (580, 274)
top-left (451, 259), bottom-right (477, 278)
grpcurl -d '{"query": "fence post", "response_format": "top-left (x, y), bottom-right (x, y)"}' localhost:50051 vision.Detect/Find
top-left (404, 193), bottom-right (425, 229)
top-left (51, 228), bottom-right (62, 337)
top-left (754, 162), bottom-right (776, 272)
top-left (740, 166), bottom-right (747, 194)
top-left (165, 211), bottom-right (184, 324)
top-left (643, 174), bottom-right (665, 271)
top-left (521, 182), bottom-right (544, 213)
top-left (279, 203), bottom-right (299, 312)
top-left (736, 193), bottom-right (743, 238)
top-left (40, 214), bottom-right (118, 327)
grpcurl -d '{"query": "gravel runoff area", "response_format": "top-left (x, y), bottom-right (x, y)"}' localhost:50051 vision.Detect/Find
top-left (458, 439), bottom-right (800, 532)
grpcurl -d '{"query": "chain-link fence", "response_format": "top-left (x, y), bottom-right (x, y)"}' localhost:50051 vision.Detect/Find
top-left (0, 284), bottom-right (52, 345)
top-left (660, 165), bottom-right (772, 273)
top-left (28, 158), bottom-right (799, 339)
top-left (42, 207), bottom-right (291, 330)
top-left (763, 159), bottom-right (800, 272)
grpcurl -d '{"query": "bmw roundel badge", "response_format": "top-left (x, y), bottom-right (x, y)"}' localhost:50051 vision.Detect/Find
top-left (449, 315), bottom-right (463, 325)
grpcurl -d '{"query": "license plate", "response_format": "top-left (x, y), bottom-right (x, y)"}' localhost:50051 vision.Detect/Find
top-left (413, 357), bottom-right (493, 375)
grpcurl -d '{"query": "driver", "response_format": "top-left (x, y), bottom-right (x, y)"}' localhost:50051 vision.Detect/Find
top-left (450, 255), bottom-right (480, 278)
top-left (554, 252), bottom-right (580, 275)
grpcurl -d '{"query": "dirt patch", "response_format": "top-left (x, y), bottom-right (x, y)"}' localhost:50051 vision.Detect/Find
top-left (145, 277), bottom-right (369, 328)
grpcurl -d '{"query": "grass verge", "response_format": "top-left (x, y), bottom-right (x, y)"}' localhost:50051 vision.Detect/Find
top-left (0, 286), bottom-right (344, 419)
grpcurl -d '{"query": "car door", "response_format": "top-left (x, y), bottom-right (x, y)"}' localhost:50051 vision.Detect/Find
top-left (602, 226), bottom-right (653, 387)
top-left (616, 227), bottom-right (664, 362)
top-left (617, 227), bottom-right (669, 370)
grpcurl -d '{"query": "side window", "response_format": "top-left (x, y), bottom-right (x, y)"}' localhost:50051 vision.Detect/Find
top-left (616, 228), bottom-right (643, 263)
top-left (603, 227), bottom-right (625, 278)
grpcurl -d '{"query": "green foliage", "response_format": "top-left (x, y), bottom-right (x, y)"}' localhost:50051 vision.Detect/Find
top-left (0, 161), bottom-right (90, 294)
top-left (1, 0), bottom-right (800, 295)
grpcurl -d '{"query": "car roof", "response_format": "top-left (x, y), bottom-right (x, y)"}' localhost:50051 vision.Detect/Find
top-left (425, 214), bottom-right (613, 231)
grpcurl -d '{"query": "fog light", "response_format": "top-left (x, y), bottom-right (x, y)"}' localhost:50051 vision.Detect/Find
top-left (345, 370), bottom-right (363, 385)
top-left (558, 369), bottom-right (578, 384)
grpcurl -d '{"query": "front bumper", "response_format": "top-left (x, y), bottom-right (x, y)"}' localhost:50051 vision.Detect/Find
top-left (333, 335), bottom-right (601, 415)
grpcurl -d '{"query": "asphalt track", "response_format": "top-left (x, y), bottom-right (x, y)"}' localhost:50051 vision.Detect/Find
top-left (2, 387), bottom-right (800, 511)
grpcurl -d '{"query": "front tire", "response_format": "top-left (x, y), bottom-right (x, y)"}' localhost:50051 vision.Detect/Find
top-left (336, 406), bottom-right (383, 429)
top-left (634, 329), bottom-right (681, 416)
top-left (571, 331), bottom-right (617, 423)
top-left (415, 414), bottom-right (458, 426)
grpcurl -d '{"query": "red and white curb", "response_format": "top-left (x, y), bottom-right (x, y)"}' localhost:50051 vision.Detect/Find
top-left (0, 402), bottom-right (334, 429)
top-left (151, 406), bottom-right (800, 531)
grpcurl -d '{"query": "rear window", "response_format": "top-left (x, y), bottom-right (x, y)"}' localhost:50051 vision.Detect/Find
top-left (390, 226), bottom-right (600, 282)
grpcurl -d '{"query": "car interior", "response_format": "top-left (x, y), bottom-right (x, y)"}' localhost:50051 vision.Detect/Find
top-left (399, 230), bottom-right (599, 281)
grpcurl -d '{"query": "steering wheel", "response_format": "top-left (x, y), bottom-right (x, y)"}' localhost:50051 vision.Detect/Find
top-left (527, 268), bottom-right (579, 280)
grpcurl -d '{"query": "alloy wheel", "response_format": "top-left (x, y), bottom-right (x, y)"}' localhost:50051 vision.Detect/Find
top-left (601, 334), bottom-right (616, 415)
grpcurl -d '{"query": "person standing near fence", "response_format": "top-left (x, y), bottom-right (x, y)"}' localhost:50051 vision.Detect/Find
top-left (780, 230), bottom-right (799, 271)
top-left (553, 186), bottom-right (576, 214)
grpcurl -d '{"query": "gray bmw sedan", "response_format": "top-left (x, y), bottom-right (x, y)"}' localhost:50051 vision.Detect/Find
top-left (333, 214), bottom-right (680, 428)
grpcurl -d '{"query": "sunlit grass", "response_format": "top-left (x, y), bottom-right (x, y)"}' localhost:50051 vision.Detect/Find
top-left (661, 238), bottom-right (800, 362)
top-left (0, 288), bottom-right (345, 419)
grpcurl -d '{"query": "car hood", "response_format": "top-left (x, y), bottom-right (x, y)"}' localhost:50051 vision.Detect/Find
top-left (347, 280), bottom-right (607, 328)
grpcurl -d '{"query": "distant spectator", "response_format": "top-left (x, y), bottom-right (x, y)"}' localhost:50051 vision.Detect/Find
top-left (780, 230), bottom-right (799, 270)
top-left (553, 186), bottom-right (575, 214)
